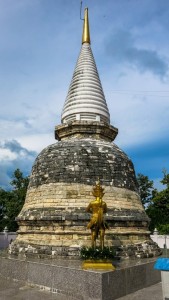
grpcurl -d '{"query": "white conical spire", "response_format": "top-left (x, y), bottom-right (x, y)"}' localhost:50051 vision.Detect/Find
top-left (61, 8), bottom-right (110, 124)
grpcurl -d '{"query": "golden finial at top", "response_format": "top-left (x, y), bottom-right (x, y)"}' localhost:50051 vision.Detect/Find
top-left (82, 8), bottom-right (91, 44)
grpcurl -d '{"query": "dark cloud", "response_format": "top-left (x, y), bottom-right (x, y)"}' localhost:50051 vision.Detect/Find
top-left (0, 140), bottom-right (36, 157)
top-left (0, 140), bottom-right (37, 190)
top-left (106, 30), bottom-right (168, 78)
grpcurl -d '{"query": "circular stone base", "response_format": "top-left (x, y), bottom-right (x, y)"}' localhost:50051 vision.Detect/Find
top-left (9, 237), bottom-right (162, 259)
top-left (10, 138), bottom-right (156, 258)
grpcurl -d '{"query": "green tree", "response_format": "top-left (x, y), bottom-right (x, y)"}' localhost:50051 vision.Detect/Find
top-left (0, 169), bottom-right (29, 232)
top-left (146, 170), bottom-right (169, 233)
top-left (11, 168), bottom-right (29, 203)
top-left (137, 173), bottom-right (157, 207)
top-left (161, 169), bottom-right (169, 187)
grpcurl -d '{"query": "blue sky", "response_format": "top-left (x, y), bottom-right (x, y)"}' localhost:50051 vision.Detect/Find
top-left (0, 0), bottom-right (169, 190)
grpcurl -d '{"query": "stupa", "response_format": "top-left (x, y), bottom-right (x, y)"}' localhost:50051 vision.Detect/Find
top-left (10, 8), bottom-right (160, 258)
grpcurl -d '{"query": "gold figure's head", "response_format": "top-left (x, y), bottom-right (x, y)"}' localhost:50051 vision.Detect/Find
top-left (92, 180), bottom-right (105, 198)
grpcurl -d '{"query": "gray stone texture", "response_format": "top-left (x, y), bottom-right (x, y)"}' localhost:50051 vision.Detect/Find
top-left (55, 121), bottom-right (118, 142)
top-left (0, 255), bottom-right (161, 300)
top-left (10, 136), bottom-right (161, 258)
top-left (29, 139), bottom-right (137, 191)
top-left (0, 274), bottom-right (162, 300)
top-left (0, 274), bottom-right (76, 300)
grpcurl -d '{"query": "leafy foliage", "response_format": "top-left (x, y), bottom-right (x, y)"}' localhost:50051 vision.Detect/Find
top-left (137, 173), bottom-right (157, 207)
top-left (144, 169), bottom-right (169, 233)
top-left (161, 169), bottom-right (169, 188)
top-left (80, 246), bottom-right (115, 260)
top-left (157, 224), bottom-right (169, 235)
top-left (0, 169), bottom-right (29, 232)
top-left (136, 170), bottom-right (169, 234)
top-left (147, 183), bottom-right (169, 233)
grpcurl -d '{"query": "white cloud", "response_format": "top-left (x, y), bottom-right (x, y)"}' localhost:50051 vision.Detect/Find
top-left (18, 133), bottom-right (55, 153)
top-left (0, 148), bottom-right (17, 161)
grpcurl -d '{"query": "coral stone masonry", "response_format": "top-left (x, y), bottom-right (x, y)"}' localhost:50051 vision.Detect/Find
top-left (10, 8), bottom-right (161, 258)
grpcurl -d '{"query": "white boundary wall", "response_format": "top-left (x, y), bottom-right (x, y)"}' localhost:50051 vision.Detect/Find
top-left (0, 232), bottom-right (17, 249)
top-left (151, 234), bottom-right (169, 249)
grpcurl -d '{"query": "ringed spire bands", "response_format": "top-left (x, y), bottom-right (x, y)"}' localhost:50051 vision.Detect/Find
top-left (61, 8), bottom-right (110, 125)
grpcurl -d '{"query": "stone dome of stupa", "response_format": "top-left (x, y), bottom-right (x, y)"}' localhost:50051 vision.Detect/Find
top-left (10, 8), bottom-right (160, 258)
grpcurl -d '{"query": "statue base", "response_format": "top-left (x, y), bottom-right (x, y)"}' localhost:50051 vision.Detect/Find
top-left (82, 260), bottom-right (116, 270)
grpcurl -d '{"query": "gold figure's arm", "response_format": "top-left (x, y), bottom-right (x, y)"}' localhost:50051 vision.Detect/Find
top-left (86, 203), bottom-right (92, 213)
top-left (82, 8), bottom-right (90, 44)
top-left (103, 202), bottom-right (107, 213)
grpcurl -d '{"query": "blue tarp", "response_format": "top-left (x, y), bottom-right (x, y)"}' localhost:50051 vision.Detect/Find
top-left (154, 258), bottom-right (169, 271)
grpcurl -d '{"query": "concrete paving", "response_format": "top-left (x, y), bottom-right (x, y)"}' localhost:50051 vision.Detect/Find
top-left (0, 275), bottom-right (163, 300)
top-left (118, 282), bottom-right (163, 300)
top-left (0, 275), bottom-right (76, 300)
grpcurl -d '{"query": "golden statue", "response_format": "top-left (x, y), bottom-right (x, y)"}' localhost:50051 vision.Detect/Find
top-left (86, 181), bottom-right (108, 250)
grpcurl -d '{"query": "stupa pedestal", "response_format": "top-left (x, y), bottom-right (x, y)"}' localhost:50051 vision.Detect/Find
top-left (0, 254), bottom-right (161, 300)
